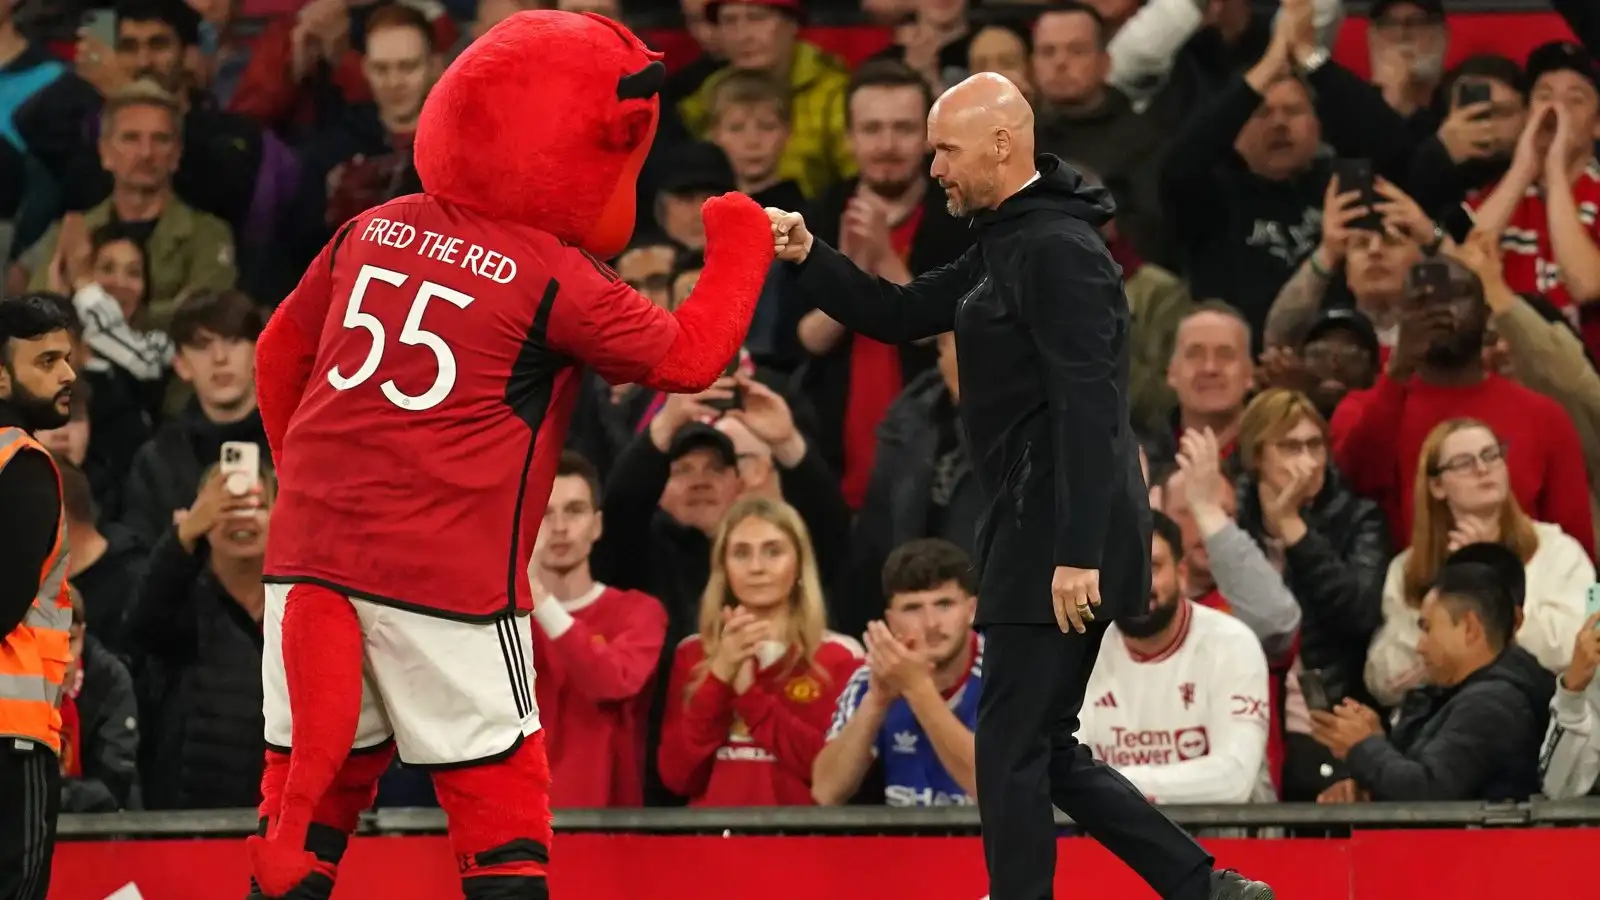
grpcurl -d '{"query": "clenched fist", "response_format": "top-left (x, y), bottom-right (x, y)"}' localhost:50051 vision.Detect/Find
top-left (766, 207), bottom-right (814, 263)
top-left (698, 192), bottom-right (776, 274)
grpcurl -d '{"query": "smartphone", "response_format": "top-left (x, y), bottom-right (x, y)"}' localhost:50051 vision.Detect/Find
top-left (1455, 80), bottom-right (1492, 119)
top-left (81, 9), bottom-right (117, 47)
top-left (1299, 668), bottom-right (1335, 713)
top-left (704, 353), bottom-right (744, 413)
top-left (220, 441), bottom-right (261, 499)
top-left (1587, 584), bottom-right (1600, 624)
top-left (1332, 159), bottom-right (1382, 232)
top-left (1407, 260), bottom-right (1454, 305)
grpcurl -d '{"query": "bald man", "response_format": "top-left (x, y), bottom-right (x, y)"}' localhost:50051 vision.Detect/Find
top-left (769, 74), bottom-right (1271, 900)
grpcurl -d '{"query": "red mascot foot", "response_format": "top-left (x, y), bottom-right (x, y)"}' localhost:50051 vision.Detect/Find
top-left (251, 585), bottom-right (366, 897)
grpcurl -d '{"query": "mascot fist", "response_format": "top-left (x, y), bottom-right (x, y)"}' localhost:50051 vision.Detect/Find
top-left (702, 193), bottom-right (776, 271)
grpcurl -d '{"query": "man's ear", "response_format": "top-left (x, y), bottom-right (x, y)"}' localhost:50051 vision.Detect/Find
top-left (171, 351), bottom-right (194, 384)
top-left (591, 510), bottom-right (604, 544)
top-left (0, 361), bottom-right (11, 400)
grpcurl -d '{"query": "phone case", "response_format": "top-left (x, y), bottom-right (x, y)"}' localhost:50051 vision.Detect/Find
top-left (1586, 584), bottom-right (1600, 620)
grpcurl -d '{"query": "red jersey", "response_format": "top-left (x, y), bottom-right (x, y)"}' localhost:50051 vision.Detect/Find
top-left (657, 632), bottom-right (864, 806)
top-left (1330, 371), bottom-right (1594, 554)
top-left (1466, 162), bottom-right (1600, 353)
top-left (531, 585), bottom-right (667, 808)
top-left (265, 195), bottom-right (691, 619)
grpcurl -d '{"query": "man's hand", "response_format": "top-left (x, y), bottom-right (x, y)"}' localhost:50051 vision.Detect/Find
top-left (1510, 103), bottom-right (1554, 183)
top-left (1546, 101), bottom-right (1575, 180)
top-left (1277, 0), bottom-right (1317, 59)
top-left (1316, 778), bottom-right (1369, 804)
top-left (1388, 301), bottom-right (1453, 381)
top-left (1316, 176), bottom-right (1367, 271)
top-left (724, 375), bottom-right (795, 445)
top-left (1372, 178), bottom-right (1436, 247)
top-left (75, 32), bottom-right (126, 97)
top-left (1437, 100), bottom-right (1498, 164)
top-left (1256, 346), bottom-right (1319, 395)
top-left (1051, 566), bottom-right (1101, 634)
top-left (841, 194), bottom-right (893, 271)
top-left (865, 621), bottom-right (933, 695)
top-left (1176, 428), bottom-right (1228, 525)
top-left (1562, 612), bottom-right (1600, 693)
top-left (646, 383), bottom-right (735, 451)
top-left (176, 468), bottom-right (261, 553)
top-left (1310, 699), bottom-right (1383, 761)
top-left (1447, 230), bottom-right (1507, 301)
top-left (768, 207), bottom-right (814, 263)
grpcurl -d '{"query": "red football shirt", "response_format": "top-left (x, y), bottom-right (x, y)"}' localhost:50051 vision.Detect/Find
top-left (532, 585), bottom-right (667, 808)
top-left (1466, 161), bottom-right (1600, 353)
top-left (266, 195), bottom-right (688, 619)
top-left (656, 633), bottom-right (863, 806)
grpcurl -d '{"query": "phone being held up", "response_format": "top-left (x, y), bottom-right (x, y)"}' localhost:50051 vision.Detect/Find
top-left (703, 350), bottom-right (746, 413)
top-left (1299, 668), bottom-right (1335, 713)
top-left (1332, 158), bottom-right (1383, 233)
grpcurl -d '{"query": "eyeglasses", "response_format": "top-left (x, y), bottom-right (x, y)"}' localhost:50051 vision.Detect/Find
top-left (1302, 342), bottom-right (1372, 369)
top-left (1272, 435), bottom-right (1327, 457)
top-left (1430, 442), bottom-right (1506, 476)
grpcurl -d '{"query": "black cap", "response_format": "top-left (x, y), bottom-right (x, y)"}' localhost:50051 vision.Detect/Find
top-left (1368, 0), bottom-right (1445, 21)
top-left (1442, 542), bottom-right (1526, 608)
top-left (657, 141), bottom-right (737, 197)
top-left (666, 421), bottom-right (738, 467)
top-left (1302, 308), bottom-right (1381, 360)
top-left (1525, 41), bottom-right (1599, 91)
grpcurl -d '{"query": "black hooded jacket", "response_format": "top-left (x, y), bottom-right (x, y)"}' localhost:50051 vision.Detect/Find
top-left (789, 155), bottom-right (1150, 625)
top-left (1345, 644), bottom-right (1554, 802)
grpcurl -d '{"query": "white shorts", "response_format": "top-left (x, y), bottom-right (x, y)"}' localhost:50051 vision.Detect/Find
top-left (262, 583), bottom-right (541, 767)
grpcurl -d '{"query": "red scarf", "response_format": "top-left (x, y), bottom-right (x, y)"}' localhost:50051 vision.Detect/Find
top-left (59, 694), bottom-right (82, 778)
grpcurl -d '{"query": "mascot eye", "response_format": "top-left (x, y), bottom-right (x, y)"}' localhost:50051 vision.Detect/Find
top-left (617, 61), bottom-right (666, 101)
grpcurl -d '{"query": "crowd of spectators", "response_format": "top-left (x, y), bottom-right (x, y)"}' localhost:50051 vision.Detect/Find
top-left (9, 0), bottom-right (1600, 817)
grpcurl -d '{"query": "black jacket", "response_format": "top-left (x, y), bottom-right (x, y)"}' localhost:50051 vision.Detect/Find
top-left (119, 399), bottom-right (270, 550)
top-left (126, 529), bottom-right (265, 810)
top-left (790, 155), bottom-right (1149, 625)
top-left (61, 635), bottom-right (141, 812)
top-left (1346, 645), bottom-right (1552, 802)
top-left (1234, 465), bottom-right (1390, 702)
top-left (842, 368), bottom-right (980, 637)
top-left (71, 523), bottom-right (149, 661)
top-left (780, 176), bottom-right (973, 478)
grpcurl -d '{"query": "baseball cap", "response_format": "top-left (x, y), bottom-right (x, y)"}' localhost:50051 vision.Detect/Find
top-left (1524, 41), bottom-right (1599, 92)
top-left (706, 0), bottom-right (804, 22)
top-left (1368, 0), bottom-right (1445, 22)
top-left (667, 421), bottom-right (738, 468)
top-left (657, 141), bottom-right (737, 197)
top-left (1302, 308), bottom-right (1380, 360)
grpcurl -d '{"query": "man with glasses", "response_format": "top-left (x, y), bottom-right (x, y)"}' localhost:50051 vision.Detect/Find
top-left (1330, 257), bottom-right (1594, 553)
top-left (1365, 0), bottom-right (1449, 119)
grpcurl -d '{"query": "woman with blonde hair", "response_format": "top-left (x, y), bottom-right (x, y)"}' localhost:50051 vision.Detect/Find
top-left (657, 496), bottom-right (863, 805)
top-left (1366, 418), bottom-right (1593, 707)
top-left (1231, 389), bottom-right (1389, 800)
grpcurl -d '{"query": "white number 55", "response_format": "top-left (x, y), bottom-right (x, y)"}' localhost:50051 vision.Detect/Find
top-left (327, 264), bottom-right (475, 412)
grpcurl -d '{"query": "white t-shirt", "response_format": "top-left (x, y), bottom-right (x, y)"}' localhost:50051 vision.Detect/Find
top-left (1078, 601), bottom-right (1276, 803)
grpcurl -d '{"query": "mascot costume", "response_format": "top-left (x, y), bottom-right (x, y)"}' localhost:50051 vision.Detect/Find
top-left (245, 11), bottom-right (774, 899)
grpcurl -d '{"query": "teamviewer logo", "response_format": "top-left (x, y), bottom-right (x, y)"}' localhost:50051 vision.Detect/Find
top-left (1174, 726), bottom-right (1210, 760)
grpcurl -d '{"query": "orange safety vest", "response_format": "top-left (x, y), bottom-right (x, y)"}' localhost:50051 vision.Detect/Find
top-left (0, 427), bottom-right (71, 754)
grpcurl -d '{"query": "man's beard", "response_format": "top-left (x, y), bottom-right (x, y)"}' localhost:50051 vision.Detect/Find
top-left (1118, 593), bottom-right (1180, 639)
top-left (864, 172), bottom-right (916, 201)
top-left (945, 172), bottom-right (999, 218)
top-left (5, 373), bottom-right (71, 431)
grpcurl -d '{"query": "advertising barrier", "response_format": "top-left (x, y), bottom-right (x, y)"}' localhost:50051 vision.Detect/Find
top-left (49, 828), bottom-right (1600, 899)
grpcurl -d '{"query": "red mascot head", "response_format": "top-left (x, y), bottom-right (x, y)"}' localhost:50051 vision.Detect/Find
top-left (414, 11), bottom-right (665, 259)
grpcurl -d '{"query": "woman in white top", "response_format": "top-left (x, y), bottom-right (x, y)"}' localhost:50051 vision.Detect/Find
top-left (1366, 418), bottom-right (1593, 708)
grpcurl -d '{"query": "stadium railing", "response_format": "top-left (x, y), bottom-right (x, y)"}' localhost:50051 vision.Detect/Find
top-left (57, 799), bottom-right (1600, 839)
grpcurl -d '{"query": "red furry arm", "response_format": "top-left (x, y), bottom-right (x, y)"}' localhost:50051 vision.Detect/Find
top-left (545, 193), bottom-right (774, 392)
top-left (256, 233), bottom-right (340, 461)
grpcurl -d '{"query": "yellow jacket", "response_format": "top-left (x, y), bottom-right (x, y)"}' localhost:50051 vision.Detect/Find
top-left (679, 42), bottom-right (857, 199)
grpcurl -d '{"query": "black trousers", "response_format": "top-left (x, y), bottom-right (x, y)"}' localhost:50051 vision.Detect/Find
top-left (0, 741), bottom-right (60, 900)
top-left (976, 622), bottom-right (1214, 900)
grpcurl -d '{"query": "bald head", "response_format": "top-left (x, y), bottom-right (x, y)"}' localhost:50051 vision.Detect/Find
top-left (928, 73), bottom-right (1038, 217)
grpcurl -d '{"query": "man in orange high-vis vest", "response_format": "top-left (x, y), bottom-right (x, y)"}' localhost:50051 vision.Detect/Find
top-left (0, 294), bottom-right (78, 900)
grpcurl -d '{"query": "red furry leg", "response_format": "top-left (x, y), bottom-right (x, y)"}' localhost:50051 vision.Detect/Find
top-left (249, 747), bottom-right (393, 899)
top-left (248, 585), bottom-right (365, 898)
top-left (431, 733), bottom-right (554, 899)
